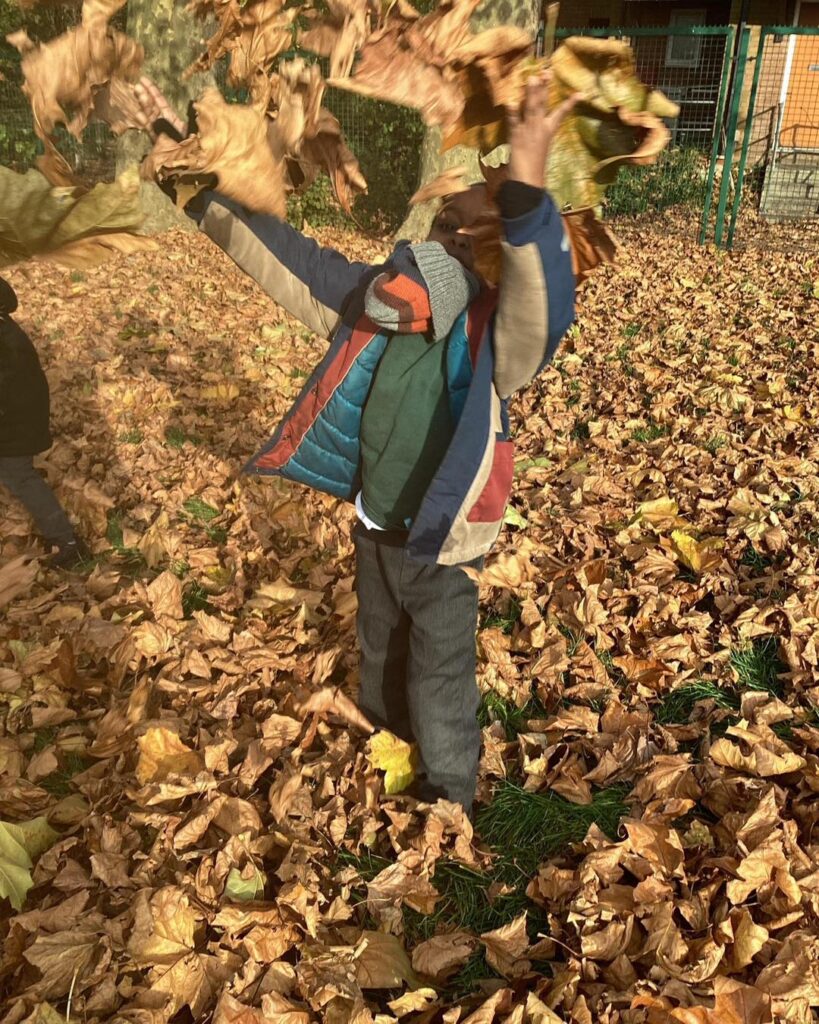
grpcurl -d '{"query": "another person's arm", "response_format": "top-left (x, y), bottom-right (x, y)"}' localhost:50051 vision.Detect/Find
top-left (492, 73), bottom-right (578, 399)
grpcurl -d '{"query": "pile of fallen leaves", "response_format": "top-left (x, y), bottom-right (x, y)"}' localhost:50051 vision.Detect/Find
top-left (1, 221), bottom-right (818, 1024)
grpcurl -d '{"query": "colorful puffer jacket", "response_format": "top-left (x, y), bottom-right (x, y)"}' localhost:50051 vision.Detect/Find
top-left (194, 189), bottom-right (575, 565)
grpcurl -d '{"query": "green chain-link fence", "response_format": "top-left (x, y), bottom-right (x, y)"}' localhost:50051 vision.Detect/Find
top-left (726, 25), bottom-right (819, 249)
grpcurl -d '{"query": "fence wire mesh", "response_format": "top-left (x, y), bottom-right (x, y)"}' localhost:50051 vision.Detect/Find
top-left (727, 26), bottom-right (819, 249)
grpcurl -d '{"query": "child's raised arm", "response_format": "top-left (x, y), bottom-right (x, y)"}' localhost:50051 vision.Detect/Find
top-left (191, 195), bottom-right (376, 341)
top-left (133, 78), bottom-right (377, 341)
top-left (492, 72), bottom-right (579, 398)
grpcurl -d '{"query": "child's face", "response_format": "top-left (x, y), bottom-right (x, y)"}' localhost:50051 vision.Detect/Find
top-left (426, 186), bottom-right (488, 273)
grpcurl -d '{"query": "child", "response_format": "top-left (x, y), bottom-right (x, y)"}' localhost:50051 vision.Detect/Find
top-left (135, 74), bottom-right (576, 811)
top-left (0, 277), bottom-right (89, 569)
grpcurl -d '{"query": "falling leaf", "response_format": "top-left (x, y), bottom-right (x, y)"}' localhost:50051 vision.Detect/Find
top-left (143, 88), bottom-right (287, 218)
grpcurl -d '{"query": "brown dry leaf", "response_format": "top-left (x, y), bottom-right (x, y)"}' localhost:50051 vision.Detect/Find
top-left (297, 686), bottom-right (374, 734)
top-left (0, 555), bottom-right (38, 608)
top-left (299, 0), bottom-right (375, 79)
top-left (146, 570), bottom-right (184, 620)
top-left (136, 726), bottom-right (205, 784)
top-left (142, 88), bottom-right (287, 218)
top-left (268, 59), bottom-right (367, 214)
top-left (354, 931), bottom-right (418, 989)
top-left (480, 913), bottom-right (530, 979)
top-left (410, 166), bottom-right (470, 207)
top-left (671, 978), bottom-right (773, 1024)
top-left (188, 0), bottom-right (298, 86)
top-left (8, 0), bottom-right (142, 180)
top-left (23, 929), bottom-right (102, 998)
top-left (411, 930), bottom-right (478, 981)
top-left (127, 887), bottom-right (198, 966)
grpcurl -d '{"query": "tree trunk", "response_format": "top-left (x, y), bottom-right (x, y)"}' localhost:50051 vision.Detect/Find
top-left (396, 0), bottom-right (540, 240)
top-left (117, 0), bottom-right (215, 233)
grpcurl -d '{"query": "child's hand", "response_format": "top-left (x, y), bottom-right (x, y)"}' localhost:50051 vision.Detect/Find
top-left (133, 76), bottom-right (187, 141)
top-left (506, 69), bottom-right (581, 189)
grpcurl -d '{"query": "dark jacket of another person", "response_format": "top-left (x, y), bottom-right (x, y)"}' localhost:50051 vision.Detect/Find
top-left (0, 277), bottom-right (52, 458)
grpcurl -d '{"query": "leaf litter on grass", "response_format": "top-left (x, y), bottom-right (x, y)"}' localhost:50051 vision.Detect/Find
top-left (0, 223), bottom-right (818, 1022)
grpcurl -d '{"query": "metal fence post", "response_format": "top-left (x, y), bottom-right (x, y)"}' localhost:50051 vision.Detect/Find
top-left (726, 28), bottom-right (768, 249)
top-left (699, 25), bottom-right (735, 244)
top-left (714, 26), bottom-right (752, 247)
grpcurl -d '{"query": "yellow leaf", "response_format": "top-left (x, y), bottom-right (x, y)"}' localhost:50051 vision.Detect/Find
top-left (782, 404), bottom-right (805, 423)
top-left (367, 731), bottom-right (417, 795)
top-left (136, 727), bottom-right (204, 785)
top-left (670, 530), bottom-right (723, 573)
top-left (636, 497), bottom-right (679, 523)
top-left (199, 383), bottom-right (240, 402)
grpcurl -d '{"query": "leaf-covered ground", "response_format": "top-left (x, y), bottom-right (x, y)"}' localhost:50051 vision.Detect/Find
top-left (1, 223), bottom-right (818, 1024)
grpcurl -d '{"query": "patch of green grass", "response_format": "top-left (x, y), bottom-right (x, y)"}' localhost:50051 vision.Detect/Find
top-left (476, 782), bottom-right (629, 881)
top-left (182, 581), bottom-right (214, 618)
top-left (740, 545), bottom-right (773, 573)
top-left (571, 419), bottom-right (590, 441)
top-left (615, 343), bottom-right (636, 377)
top-left (69, 270), bottom-right (85, 283)
top-left (478, 692), bottom-right (548, 740)
top-left (106, 511), bottom-right (147, 571)
top-left (164, 425), bottom-right (200, 448)
top-left (445, 950), bottom-right (502, 998)
top-left (558, 625), bottom-right (583, 657)
top-left (183, 497), bottom-right (220, 523)
top-left (33, 727), bottom-right (58, 753)
top-left (119, 429), bottom-right (143, 445)
top-left (481, 598), bottom-right (521, 635)
top-left (596, 649), bottom-right (627, 688)
top-left (621, 322), bottom-right (642, 340)
top-left (730, 637), bottom-right (784, 697)
top-left (771, 721), bottom-right (795, 741)
top-left (631, 422), bottom-right (668, 443)
top-left (657, 680), bottom-right (739, 725)
top-left (705, 434), bottom-right (727, 455)
top-left (40, 752), bottom-right (90, 798)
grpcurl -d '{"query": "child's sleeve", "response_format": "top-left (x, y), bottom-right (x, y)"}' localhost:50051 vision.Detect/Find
top-left (492, 183), bottom-right (575, 399)
top-left (188, 193), bottom-right (377, 341)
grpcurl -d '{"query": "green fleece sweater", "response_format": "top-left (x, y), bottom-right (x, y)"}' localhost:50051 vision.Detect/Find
top-left (359, 332), bottom-right (453, 530)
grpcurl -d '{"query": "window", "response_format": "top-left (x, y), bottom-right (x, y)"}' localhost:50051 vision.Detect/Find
top-left (665, 9), bottom-right (706, 68)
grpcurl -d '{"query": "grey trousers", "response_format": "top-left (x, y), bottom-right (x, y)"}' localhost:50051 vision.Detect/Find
top-left (354, 524), bottom-right (482, 810)
top-left (0, 456), bottom-right (74, 547)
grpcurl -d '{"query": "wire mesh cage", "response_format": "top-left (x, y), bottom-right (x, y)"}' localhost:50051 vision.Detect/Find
top-left (726, 26), bottom-right (819, 249)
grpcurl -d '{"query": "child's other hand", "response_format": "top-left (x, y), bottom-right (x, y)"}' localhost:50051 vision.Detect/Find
top-left (133, 76), bottom-right (187, 141)
top-left (506, 70), bottom-right (582, 189)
